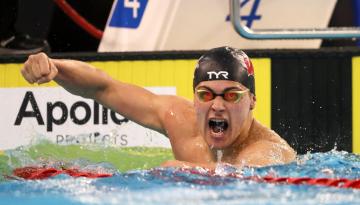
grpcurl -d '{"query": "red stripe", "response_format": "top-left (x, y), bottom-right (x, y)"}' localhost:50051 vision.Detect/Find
top-left (54, 0), bottom-right (103, 39)
top-left (11, 166), bottom-right (360, 189)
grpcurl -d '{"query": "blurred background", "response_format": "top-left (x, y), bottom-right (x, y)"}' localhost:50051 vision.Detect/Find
top-left (2, 0), bottom-right (359, 53)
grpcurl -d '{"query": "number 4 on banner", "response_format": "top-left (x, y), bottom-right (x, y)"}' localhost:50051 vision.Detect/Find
top-left (109, 0), bottom-right (148, 28)
top-left (124, 0), bottom-right (140, 18)
top-left (226, 0), bottom-right (262, 28)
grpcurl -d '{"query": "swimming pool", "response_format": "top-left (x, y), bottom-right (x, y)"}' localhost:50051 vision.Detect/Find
top-left (1, 141), bottom-right (360, 205)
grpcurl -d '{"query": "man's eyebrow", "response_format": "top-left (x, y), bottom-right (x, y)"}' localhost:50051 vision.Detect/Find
top-left (197, 86), bottom-right (216, 94)
top-left (223, 86), bottom-right (244, 91)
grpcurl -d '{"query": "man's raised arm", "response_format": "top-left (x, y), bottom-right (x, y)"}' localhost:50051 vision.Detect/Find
top-left (21, 52), bottom-right (166, 134)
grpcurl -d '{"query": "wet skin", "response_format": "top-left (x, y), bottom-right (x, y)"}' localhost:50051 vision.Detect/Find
top-left (162, 80), bottom-right (295, 167)
top-left (21, 53), bottom-right (296, 169)
top-left (194, 80), bottom-right (254, 151)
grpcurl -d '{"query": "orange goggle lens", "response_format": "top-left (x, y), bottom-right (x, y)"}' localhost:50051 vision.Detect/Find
top-left (196, 89), bottom-right (248, 103)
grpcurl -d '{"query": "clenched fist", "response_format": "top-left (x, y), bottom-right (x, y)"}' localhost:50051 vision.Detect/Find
top-left (21, 52), bottom-right (58, 84)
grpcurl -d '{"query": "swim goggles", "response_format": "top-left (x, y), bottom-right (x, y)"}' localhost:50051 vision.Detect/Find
top-left (195, 87), bottom-right (249, 103)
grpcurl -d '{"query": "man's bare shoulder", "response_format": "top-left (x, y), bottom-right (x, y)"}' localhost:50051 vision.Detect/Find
top-left (251, 119), bottom-right (291, 146)
top-left (157, 95), bottom-right (198, 135)
top-left (237, 140), bottom-right (295, 167)
top-left (157, 95), bottom-right (212, 162)
top-left (237, 120), bottom-right (296, 167)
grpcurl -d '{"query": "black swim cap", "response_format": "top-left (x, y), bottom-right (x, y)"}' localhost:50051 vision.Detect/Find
top-left (193, 46), bottom-right (255, 94)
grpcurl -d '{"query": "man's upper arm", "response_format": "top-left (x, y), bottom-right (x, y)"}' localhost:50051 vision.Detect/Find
top-left (94, 78), bottom-right (174, 134)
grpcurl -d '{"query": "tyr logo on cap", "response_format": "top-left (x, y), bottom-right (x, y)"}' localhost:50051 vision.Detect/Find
top-left (207, 71), bottom-right (229, 80)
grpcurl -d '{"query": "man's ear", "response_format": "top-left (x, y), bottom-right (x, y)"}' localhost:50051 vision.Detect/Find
top-left (250, 94), bottom-right (256, 110)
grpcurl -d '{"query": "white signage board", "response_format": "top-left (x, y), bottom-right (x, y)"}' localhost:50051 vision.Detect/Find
top-left (99, 0), bottom-right (337, 51)
top-left (0, 87), bottom-right (174, 150)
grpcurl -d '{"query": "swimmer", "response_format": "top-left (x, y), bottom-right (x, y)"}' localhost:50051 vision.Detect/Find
top-left (21, 46), bottom-right (296, 168)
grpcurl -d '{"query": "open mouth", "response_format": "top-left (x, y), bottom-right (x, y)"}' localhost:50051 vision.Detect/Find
top-left (208, 118), bottom-right (228, 134)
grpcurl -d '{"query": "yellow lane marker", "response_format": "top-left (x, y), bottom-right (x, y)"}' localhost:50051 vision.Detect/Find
top-left (352, 57), bottom-right (360, 153)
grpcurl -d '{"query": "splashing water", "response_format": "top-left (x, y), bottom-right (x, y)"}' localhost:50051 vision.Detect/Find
top-left (1, 141), bottom-right (360, 204)
top-left (2, 150), bottom-right (360, 205)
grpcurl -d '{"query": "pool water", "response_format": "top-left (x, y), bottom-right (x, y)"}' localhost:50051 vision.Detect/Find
top-left (1, 141), bottom-right (360, 205)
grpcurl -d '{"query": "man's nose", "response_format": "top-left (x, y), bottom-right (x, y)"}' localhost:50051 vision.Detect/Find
top-left (211, 96), bottom-right (225, 113)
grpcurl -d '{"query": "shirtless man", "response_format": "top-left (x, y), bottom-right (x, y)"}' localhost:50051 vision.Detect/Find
top-left (21, 46), bottom-right (296, 168)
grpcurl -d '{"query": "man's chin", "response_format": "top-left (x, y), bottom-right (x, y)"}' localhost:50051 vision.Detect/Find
top-left (207, 138), bottom-right (228, 149)
top-left (209, 144), bottom-right (225, 150)
top-left (205, 129), bottom-right (230, 149)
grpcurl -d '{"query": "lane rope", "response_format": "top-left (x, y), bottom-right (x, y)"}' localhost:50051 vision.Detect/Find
top-left (11, 166), bottom-right (360, 189)
top-left (12, 166), bottom-right (112, 180)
